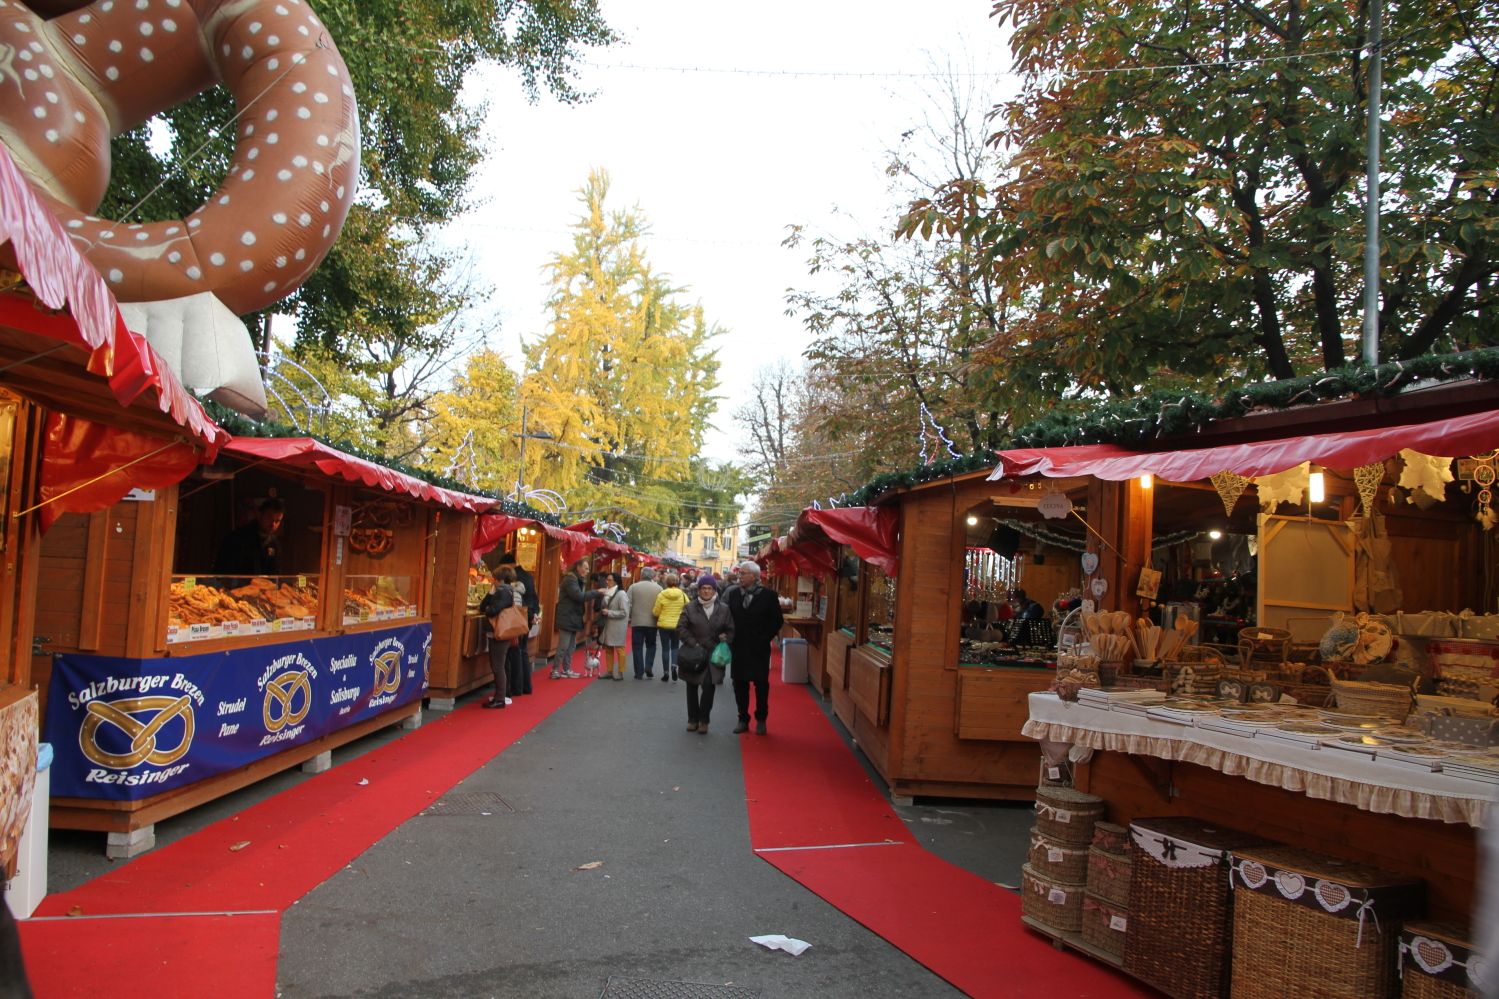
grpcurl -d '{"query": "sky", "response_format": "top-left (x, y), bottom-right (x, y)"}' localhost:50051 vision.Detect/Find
top-left (442, 0), bottom-right (1013, 467)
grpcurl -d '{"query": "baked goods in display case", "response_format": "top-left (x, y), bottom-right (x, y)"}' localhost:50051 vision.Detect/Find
top-left (167, 575), bottom-right (320, 643)
top-left (343, 575), bottom-right (417, 625)
top-left (466, 565), bottom-right (490, 609)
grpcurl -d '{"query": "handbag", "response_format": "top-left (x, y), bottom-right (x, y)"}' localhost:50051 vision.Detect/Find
top-left (677, 643), bottom-right (707, 671)
top-left (491, 605), bottom-right (528, 641)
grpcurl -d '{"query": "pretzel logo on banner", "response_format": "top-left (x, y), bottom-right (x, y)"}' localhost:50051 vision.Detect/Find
top-left (372, 650), bottom-right (402, 697)
top-left (80, 695), bottom-right (195, 769)
top-left (262, 669), bottom-right (312, 732)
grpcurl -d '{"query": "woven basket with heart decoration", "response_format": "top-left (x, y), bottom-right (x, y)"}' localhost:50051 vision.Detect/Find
top-left (1399, 921), bottom-right (1487, 999)
top-left (1228, 845), bottom-right (1425, 999)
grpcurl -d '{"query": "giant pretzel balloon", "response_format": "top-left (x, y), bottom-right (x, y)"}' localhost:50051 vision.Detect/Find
top-left (0, 0), bottom-right (359, 315)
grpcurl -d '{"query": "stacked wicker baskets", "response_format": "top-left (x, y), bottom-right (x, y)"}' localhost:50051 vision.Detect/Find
top-left (1228, 845), bottom-right (1424, 999)
top-left (1081, 821), bottom-right (1131, 961)
top-left (1399, 922), bottom-right (1481, 998)
top-left (1021, 787), bottom-right (1104, 934)
top-left (1125, 817), bottom-right (1275, 999)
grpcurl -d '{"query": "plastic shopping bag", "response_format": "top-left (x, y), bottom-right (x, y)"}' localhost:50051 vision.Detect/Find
top-left (710, 641), bottom-right (733, 667)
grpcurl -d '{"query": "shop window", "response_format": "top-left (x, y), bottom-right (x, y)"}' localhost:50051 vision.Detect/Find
top-left (341, 492), bottom-right (427, 626)
top-left (864, 562), bottom-right (895, 651)
top-left (835, 550), bottom-right (860, 636)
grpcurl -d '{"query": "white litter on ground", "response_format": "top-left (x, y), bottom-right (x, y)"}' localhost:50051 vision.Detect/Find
top-left (750, 934), bottom-right (812, 956)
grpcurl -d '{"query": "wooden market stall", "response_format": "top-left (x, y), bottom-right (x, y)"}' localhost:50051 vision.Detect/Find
top-left (36, 436), bottom-right (496, 857)
top-left (1007, 378), bottom-right (1499, 985)
top-left (0, 143), bottom-right (235, 887)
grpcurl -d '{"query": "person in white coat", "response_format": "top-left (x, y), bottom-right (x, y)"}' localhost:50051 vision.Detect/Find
top-left (599, 571), bottom-right (631, 681)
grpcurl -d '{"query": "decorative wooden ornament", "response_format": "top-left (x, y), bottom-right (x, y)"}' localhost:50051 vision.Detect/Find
top-left (1210, 470), bottom-right (1250, 517)
top-left (1353, 462), bottom-right (1385, 517)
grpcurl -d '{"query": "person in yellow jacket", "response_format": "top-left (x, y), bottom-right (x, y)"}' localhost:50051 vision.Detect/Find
top-left (653, 571), bottom-right (690, 682)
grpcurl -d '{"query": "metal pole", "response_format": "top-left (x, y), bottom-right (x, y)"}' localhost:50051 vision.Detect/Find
top-left (1362, 0), bottom-right (1383, 366)
top-left (517, 405), bottom-right (527, 498)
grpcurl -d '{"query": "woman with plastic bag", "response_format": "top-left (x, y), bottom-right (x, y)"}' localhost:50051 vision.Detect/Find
top-left (675, 575), bottom-right (734, 733)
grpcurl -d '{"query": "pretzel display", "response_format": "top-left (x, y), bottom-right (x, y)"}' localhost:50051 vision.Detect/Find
top-left (168, 576), bottom-right (317, 628)
top-left (0, 0), bottom-right (359, 314)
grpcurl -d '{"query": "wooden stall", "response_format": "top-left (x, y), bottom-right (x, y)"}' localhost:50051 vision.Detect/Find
top-left (1012, 380), bottom-right (1499, 970)
top-left (36, 436), bottom-right (495, 857)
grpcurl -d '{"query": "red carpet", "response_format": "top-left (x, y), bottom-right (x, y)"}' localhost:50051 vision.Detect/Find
top-left (19, 911), bottom-right (279, 998)
top-left (21, 674), bottom-right (588, 992)
top-left (741, 675), bottom-right (1152, 998)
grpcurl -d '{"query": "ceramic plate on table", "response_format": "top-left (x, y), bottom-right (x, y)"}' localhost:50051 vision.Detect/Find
top-left (1275, 722), bottom-right (1341, 736)
top-left (1370, 727), bottom-right (1428, 744)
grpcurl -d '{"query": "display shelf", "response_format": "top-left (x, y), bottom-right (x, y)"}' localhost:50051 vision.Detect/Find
top-left (342, 574), bottom-right (417, 625)
top-left (1019, 915), bottom-right (1124, 967)
top-left (166, 573), bottom-right (319, 643)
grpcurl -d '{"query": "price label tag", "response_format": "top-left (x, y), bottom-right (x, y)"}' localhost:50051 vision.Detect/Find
top-left (166, 625), bottom-right (180, 644)
top-left (297, 575), bottom-right (307, 589)
top-left (1047, 848), bottom-right (1064, 863)
top-left (271, 619), bottom-right (284, 633)
top-left (1047, 888), bottom-right (1067, 905)
top-left (1110, 915), bottom-right (1128, 932)
top-left (189, 623), bottom-right (212, 640)
top-left (1046, 766), bottom-right (1062, 780)
top-left (360, 609), bottom-right (370, 622)
top-left (221, 621), bottom-right (240, 635)
top-left (1055, 809), bottom-right (1072, 824)
top-left (183, 577), bottom-right (197, 593)
top-left (251, 620), bottom-right (269, 634)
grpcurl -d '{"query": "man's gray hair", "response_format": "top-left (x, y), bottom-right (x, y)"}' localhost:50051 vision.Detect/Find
top-left (640, 566), bottom-right (655, 580)
top-left (737, 561), bottom-right (762, 577)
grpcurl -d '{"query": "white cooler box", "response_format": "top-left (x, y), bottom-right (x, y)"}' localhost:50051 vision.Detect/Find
top-left (781, 637), bottom-right (809, 684)
top-left (6, 742), bottom-right (50, 918)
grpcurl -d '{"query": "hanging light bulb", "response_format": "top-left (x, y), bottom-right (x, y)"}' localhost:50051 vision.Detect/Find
top-left (966, 515), bottom-right (979, 526)
top-left (1309, 470), bottom-right (1326, 504)
top-left (1208, 529), bottom-right (1223, 540)
top-left (1139, 474), bottom-right (1154, 490)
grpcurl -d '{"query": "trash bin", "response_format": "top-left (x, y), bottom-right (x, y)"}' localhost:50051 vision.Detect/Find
top-left (6, 742), bottom-right (50, 918)
top-left (781, 638), bottom-right (808, 684)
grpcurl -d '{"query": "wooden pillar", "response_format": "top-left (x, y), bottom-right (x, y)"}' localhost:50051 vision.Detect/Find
top-left (1087, 477), bottom-right (1153, 617)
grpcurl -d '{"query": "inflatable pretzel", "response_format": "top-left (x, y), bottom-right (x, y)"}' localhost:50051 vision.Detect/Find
top-left (0, 0), bottom-right (359, 315)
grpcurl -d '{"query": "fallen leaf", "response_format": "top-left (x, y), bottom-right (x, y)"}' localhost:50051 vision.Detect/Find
top-left (229, 841), bottom-right (251, 852)
top-left (574, 861), bottom-right (604, 871)
top-left (67, 906), bottom-right (83, 917)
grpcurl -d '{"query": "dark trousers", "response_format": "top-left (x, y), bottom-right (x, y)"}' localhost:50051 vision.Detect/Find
top-left (488, 638), bottom-right (513, 701)
top-left (659, 631), bottom-right (680, 675)
top-left (508, 634), bottom-right (533, 694)
top-left (733, 670), bottom-right (769, 722)
top-left (631, 625), bottom-right (658, 677)
top-left (686, 679), bottom-right (717, 724)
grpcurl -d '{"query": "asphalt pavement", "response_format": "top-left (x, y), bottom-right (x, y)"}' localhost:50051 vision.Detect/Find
top-left (48, 648), bottom-right (1037, 999)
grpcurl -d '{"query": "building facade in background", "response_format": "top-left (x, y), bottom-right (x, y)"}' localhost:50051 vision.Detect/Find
top-left (663, 519), bottom-right (739, 578)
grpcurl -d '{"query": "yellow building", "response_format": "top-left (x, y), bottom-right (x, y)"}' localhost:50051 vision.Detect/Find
top-left (663, 519), bottom-right (739, 578)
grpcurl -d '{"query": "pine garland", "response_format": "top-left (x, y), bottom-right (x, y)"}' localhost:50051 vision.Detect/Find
top-left (838, 348), bottom-right (1499, 508)
top-left (203, 401), bottom-right (562, 525)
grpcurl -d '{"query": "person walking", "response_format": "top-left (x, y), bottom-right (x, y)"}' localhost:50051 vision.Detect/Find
top-left (627, 567), bottom-right (664, 679)
top-left (599, 571), bottom-right (630, 681)
top-left (725, 561), bottom-right (784, 735)
top-left (677, 575), bottom-right (733, 733)
top-left (653, 571), bottom-right (689, 682)
top-left (477, 566), bottom-right (519, 709)
top-left (550, 559), bottom-right (591, 679)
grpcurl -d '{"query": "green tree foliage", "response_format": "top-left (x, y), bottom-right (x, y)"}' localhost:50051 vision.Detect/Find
top-left (418, 348), bottom-right (523, 493)
top-left (904, 0), bottom-right (1499, 409)
top-left (520, 170), bottom-right (724, 547)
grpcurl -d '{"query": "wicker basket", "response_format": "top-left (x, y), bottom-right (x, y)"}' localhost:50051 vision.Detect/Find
top-left (1034, 786), bottom-right (1105, 845)
top-left (1327, 667), bottom-right (1416, 720)
top-left (1229, 845), bottom-right (1424, 999)
top-left (1028, 827), bottom-right (1090, 884)
top-left (1021, 863), bottom-right (1085, 933)
top-left (1239, 626), bottom-right (1292, 668)
top-left (1081, 891), bottom-right (1129, 962)
top-left (1087, 846), bottom-right (1131, 906)
top-left (1399, 921), bottom-right (1480, 998)
top-left (1125, 817), bottom-right (1275, 999)
top-left (1092, 820), bottom-right (1129, 855)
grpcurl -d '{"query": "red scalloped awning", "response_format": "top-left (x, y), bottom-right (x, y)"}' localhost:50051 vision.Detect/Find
top-left (36, 412), bottom-right (202, 532)
top-left (0, 144), bottom-right (226, 452)
top-left (779, 506), bottom-right (901, 577)
top-left (224, 437), bottom-right (495, 512)
top-left (470, 514), bottom-right (535, 559)
top-left (987, 408), bottom-right (1499, 483)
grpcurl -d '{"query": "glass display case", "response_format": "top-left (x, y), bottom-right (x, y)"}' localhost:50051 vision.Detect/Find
top-left (865, 563), bottom-right (896, 651)
top-left (167, 574), bottom-right (320, 644)
top-left (343, 575), bottom-right (418, 625)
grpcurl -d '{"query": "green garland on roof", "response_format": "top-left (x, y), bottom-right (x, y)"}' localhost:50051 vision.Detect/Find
top-left (838, 348), bottom-right (1499, 508)
top-left (202, 401), bottom-right (563, 525)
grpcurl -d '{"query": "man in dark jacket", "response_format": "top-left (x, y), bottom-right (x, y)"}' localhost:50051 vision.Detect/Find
top-left (551, 559), bottom-right (591, 678)
top-left (497, 552), bottom-right (540, 694)
top-left (724, 560), bottom-right (784, 735)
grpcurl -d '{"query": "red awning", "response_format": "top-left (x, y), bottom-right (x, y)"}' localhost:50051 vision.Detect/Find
top-left (787, 506), bottom-right (901, 577)
top-left (35, 413), bottom-right (201, 532)
top-left (470, 514), bottom-right (535, 560)
top-left (224, 437), bottom-right (494, 512)
top-left (988, 408), bottom-right (1499, 483)
top-left (0, 145), bottom-right (225, 452)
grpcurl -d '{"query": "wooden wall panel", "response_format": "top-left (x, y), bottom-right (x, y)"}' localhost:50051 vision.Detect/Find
top-left (426, 510), bottom-right (473, 692)
top-left (848, 646), bottom-right (890, 727)
top-left (1080, 752), bottom-right (1476, 920)
top-left (1018, 546), bottom-right (1081, 614)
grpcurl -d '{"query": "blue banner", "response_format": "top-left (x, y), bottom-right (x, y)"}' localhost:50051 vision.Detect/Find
top-left (43, 623), bottom-right (431, 800)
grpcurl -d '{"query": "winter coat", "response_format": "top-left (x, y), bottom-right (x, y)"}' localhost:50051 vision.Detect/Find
top-left (724, 583), bottom-right (784, 680)
top-left (627, 579), bottom-right (663, 627)
top-left (600, 587), bottom-right (630, 647)
top-left (652, 586), bottom-right (688, 630)
top-left (677, 598), bottom-right (734, 685)
top-left (556, 572), bottom-right (589, 633)
top-left (477, 584), bottom-right (516, 651)
top-left (513, 564), bottom-right (540, 620)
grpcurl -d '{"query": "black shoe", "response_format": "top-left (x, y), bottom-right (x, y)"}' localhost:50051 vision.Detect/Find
top-left (660, 673), bottom-right (669, 682)
top-left (482, 698), bottom-right (506, 710)
top-left (671, 669), bottom-right (679, 682)
top-left (755, 720), bottom-right (767, 735)
top-left (733, 722), bottom-right (749, 734)
top-left (646, 671), bottom-right (655, 678)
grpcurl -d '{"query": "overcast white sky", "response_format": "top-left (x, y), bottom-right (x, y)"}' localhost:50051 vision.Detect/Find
top-left (443, 0), bottom-right (1012, 466)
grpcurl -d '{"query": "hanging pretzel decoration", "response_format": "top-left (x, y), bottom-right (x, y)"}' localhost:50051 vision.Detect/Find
top-left (0, 0), bottom-right (360, 315)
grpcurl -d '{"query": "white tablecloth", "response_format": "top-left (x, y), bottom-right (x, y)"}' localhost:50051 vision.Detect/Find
top-left (1024, 692), bottom-right (1491, 827)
